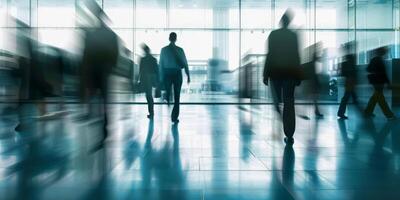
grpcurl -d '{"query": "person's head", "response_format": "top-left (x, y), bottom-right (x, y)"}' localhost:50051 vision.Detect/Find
top-left (141, 44), bottom-right (150, 55)
top-left (169, 32), bottom-right (177, 43)
top-left (280, 9), bottom-right (294, 28)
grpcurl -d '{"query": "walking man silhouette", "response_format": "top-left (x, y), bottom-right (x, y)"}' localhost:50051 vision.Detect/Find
top-left (159, 32), bottom-right (191, 123)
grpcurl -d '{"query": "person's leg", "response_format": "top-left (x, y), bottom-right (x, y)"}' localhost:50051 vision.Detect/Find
top-left (100, 74), bottom-right (109, 141)
top-left (365, 89), bottom-right (379, 115)
top-left (374, 85), bottom-right (395, 118)
top-left (312, 93), bottom-right (323, 117)
top-left (337, 91), bottom-right (351, 117)
top-left (350, 90), bottom-right (364, 114)
top-left (145, 84), bottom-right (154, 117)
top-left (164, 72), bottom-right (173, 105)
top-left (310, 81), bottom-right (322, 116)
top-left (282, 80), bottom-right (296, 139)
top-left (270, 80), bottom-right (282, 114)
top-left (171, 72), bottom-right (183, 122)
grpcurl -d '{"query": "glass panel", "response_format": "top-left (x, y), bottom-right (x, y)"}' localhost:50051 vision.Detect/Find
top-left (356, 0), bottom-right (393, 29)
top-left (394, 0), bottom-right (400, 58)
top-left (169, 0), bottom-right (212, 28)
top-left (114, 29), bottom-right (133, 51)
top-left (316, 0), bottom-right (348, 29)
top-left (38, 0), bottom-right (75, 27)
top-left (38, 28), bottom-right (77, 51)
top-left (241, 0), bottom-right (272, 29)
top-left (240, 30), bottom-right (269, 100)
top-left (356, 31), bottom-right (395, 64)
top-left (9, 0), bottom-right (30, 25)
top-left (227, 1), bottom-right (240, 29)
top-left (0, 0), bottom-right (8, 27)
top-left (135, 0), bottom-right (166, 28)
top-left (5, 0), bottom-right (396, 103)
top-left (104, 0), bottom-right (133, 28)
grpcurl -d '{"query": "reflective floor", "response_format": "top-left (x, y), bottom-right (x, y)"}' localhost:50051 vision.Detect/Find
top-left (1, 104), bottom-right (400, 200)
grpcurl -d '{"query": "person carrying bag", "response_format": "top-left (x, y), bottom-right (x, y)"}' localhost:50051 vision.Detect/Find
top-left (138, 44), bottom-right (159, 119)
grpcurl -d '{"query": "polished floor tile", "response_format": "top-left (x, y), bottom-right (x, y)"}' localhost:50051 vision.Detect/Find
top-left (0, 104), bottom-right (399, 199)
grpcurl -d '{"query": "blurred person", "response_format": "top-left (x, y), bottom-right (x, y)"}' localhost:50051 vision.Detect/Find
top-left (138, 44), bottom-right (159, 119)
top-left (263, 10), bottom-right (301, 145)
top-left (337, 42), bottom-right (362, 119)
top-left (306, 43), bottom-right (324, 118)
top-left (364, 47), bottom-right (396, 120)
top-left (37, 47), bottom-right (67, 117)
top-left (159, 32), bottom-right (191, 123)
top-left (14, 20), bottom-right (55, 131)
top-left (80, 0), bottom-right (119, 144)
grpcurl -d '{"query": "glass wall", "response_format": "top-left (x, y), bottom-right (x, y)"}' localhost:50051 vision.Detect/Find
top-left (0, 0), bottom-right (399, 103)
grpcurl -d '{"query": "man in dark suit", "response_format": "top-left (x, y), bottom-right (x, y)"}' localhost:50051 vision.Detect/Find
top-left (263, 10), bottom-right (300, 145)
top-left (364, 47), bottom-right (396, 119)
top-left (159, 32), bottom-right (191, 123)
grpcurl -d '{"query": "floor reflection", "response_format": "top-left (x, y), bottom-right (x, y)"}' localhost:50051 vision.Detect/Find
top-left (0, 104), bottom-right (400, 199)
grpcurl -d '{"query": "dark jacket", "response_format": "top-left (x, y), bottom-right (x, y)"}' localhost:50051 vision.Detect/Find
top-left (81, 25), bottom-right (119, 74)
top-left (139, 55), bottom-right (159, 88)
top-left (80, 25), bottom-right (119, 95)
top-left (263, 28), bottom-right (300, 80)
top-left (367, 56), bottom-right (389, 85)
top-left (341, 54), bottom-right (357, 78)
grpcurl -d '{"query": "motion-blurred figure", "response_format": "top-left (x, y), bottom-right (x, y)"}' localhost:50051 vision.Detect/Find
top-left (364, 47), bottom-right (396, 119)
top-left (14, 19), bottom-right (54, 131)
top-left (159, 32), bottom-right (191, 123)
top-left (139, 44), bottom-right (159, 119)
top-left (305, 42), bottom-right (324, 118)
top-left (80, 0), bottom-right (119, 143)
top-left (263, 10), bottom-right (300, 145)
top-left (337, 42), bottom-right (362, 119)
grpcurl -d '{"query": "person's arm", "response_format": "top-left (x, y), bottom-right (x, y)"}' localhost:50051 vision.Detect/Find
top-left (153, 57), bottom-right (160, 83)
top-left (294, 34), bottom-right (301, 68)
top-left (138, 58), bottom-right (144, 83)
top-left (263, 37), bottom-right (271, 86)
top-left (294, 34), bottom-right (301, 86)
top-left (159, 49), bottom-right (165, 82)
top-left (181, 49), bottom-right (190, 83)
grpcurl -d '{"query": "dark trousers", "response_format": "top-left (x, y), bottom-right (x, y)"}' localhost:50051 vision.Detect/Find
top-left (145, 87), bottom-right (154, 116)
top-left (337, 90), bottom-right (360, 117)
top-left (271, 79), bottom-right (296, 138)
top-left (143, 79), bottom-right (154, 116)
top-left (164, 70), bottom-right (183, 121)
top-left (365, 84), bottom-right (394, 118)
